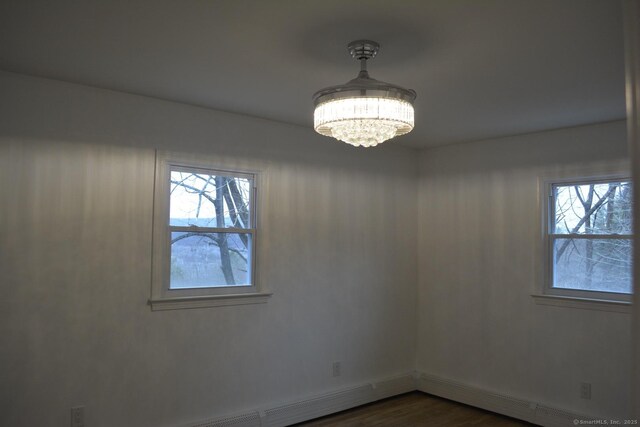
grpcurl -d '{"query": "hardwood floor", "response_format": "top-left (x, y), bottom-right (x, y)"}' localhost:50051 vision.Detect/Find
top-left (294, 392), bottom-right (534, 426)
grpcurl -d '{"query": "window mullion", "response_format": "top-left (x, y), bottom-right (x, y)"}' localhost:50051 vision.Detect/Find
top-left (549, 233), bottom-right (632, 240)
top-left (169, 225), bottom-right (255, 234)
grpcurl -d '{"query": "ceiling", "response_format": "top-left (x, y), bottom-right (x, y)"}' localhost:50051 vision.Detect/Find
top-left (0, 0), bottom-right (626, 148)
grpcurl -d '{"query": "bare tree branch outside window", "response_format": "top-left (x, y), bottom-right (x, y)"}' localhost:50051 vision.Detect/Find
top-left (551, 180), bottom-right (633, 294)
top-left (168, 170), bottom-right (253, 288)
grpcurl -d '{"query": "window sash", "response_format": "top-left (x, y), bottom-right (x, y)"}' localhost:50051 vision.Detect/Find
top-left (548, 179), bottom-right (632, 235)
top-left (545, 177), bottom-right (632, 301)
top-left (171, 164), bottom-right (256, 181)
top-left (169, 225), bottom-right (256, 234)
top-left (549, 233), bottom-right (632, 239)
top-left (168, 230), bottom-right (253, 290)
top-left (547, 236), bottom-right (633, 294)
top-left (164, 163), bottom-right (258, 294)
top-left (169, 166), bottom-right (255, 229)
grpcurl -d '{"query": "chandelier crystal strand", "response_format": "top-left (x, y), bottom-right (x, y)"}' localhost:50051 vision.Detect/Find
top-left (312, 40), bottom-right (416, 147)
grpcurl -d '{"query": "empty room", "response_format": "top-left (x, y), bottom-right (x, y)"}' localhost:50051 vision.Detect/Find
top-left (1, 1), bottom-right (639, 426)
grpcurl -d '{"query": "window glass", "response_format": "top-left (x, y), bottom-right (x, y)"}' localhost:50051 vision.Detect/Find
top-left (170, 170), bottom-right (252, 228)
top-left (170, 232), bottom-right (252, 288)
top-left (552, 237), bottom-right (632, 294)
top-left (553, 181), bottom-right (632, 235)
top-left (548, 179), bottom-right (633, 298)
top-left (168, 168), bottom-right (254, 289)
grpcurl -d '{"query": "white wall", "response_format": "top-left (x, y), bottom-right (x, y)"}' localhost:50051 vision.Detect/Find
top-left (1, 68), bottom-right (634, 426)
top-left (0, 72), bottom-right (418, 427)
top-left (417, 121), bottom-right (631, 419)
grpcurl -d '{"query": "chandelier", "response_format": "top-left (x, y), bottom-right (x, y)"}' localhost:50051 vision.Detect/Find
top-left (313, 40), bottom-right (417, 148)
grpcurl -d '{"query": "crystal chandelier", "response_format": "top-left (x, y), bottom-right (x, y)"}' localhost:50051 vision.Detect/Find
top-left (313, 40), bottom-right (417, 147)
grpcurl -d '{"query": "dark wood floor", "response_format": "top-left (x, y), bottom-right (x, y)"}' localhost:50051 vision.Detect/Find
top-left (294, 392), bottom-right (534, 426)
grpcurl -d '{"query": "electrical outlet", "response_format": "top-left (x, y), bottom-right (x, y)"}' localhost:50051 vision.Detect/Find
top-left (71, 406), bottom-right (84, 427)
top-left (580, 382), bottom-right (592, 400)
top-left (332, 362), bottom-right (341, 377)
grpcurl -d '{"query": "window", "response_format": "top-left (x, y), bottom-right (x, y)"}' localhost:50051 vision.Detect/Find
top-left (544, 176), bottom-right (633, 302)
top-left (150, 153), bottom-right (270, 310)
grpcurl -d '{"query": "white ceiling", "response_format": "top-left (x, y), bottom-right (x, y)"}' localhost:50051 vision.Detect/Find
top-left (0, 0), bottom-right (626, 148)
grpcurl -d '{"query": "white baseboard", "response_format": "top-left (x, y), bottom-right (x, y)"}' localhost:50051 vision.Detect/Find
top-left (417, 373), bottom-right (596, 427)
top-left (182, 371), bottom-right (603, 427)
top-left (183, 372), bottom-right (417, 427)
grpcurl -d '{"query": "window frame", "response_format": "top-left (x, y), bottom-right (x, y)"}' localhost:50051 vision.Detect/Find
top-left (542, 174), bottom-right (633, 304)
top-left (149, 152), bottom-right (271, 311)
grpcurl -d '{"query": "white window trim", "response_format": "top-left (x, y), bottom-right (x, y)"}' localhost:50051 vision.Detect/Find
top-left (149, 151), bottom-right (271, 311)
top-left (533, 163), bottom-right (633, 312)
top-left (530, 294), bottom-right (630, 313)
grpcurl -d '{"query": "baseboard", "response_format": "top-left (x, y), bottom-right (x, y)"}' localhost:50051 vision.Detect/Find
top-left (417, 373), bottom-right (596, 427)
top-left (182, 371), bottom-right (603, 427)
top-left (183, 372), bottom-right (417, 427)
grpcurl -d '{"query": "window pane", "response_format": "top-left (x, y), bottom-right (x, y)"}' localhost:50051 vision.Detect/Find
top-left (552, 237), bottom-right (632, 294)
top-left (170, 170), bottom-right (252, 228)
top-left (170, 232), bottom-right (251, 288)
top-left (553, 181), bottom-right (632, 234)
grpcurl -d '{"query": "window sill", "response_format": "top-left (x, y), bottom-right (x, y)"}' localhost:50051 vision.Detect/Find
top-left (149, 292), bottom-right (272, 311)
top-left (531, 294), bottom-right (631, 313)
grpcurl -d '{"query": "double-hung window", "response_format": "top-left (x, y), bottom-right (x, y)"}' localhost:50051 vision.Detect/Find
top-left (544, 177), bottom-right (633, 302)
top-left (150, 153), bottom-right (270, 310)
